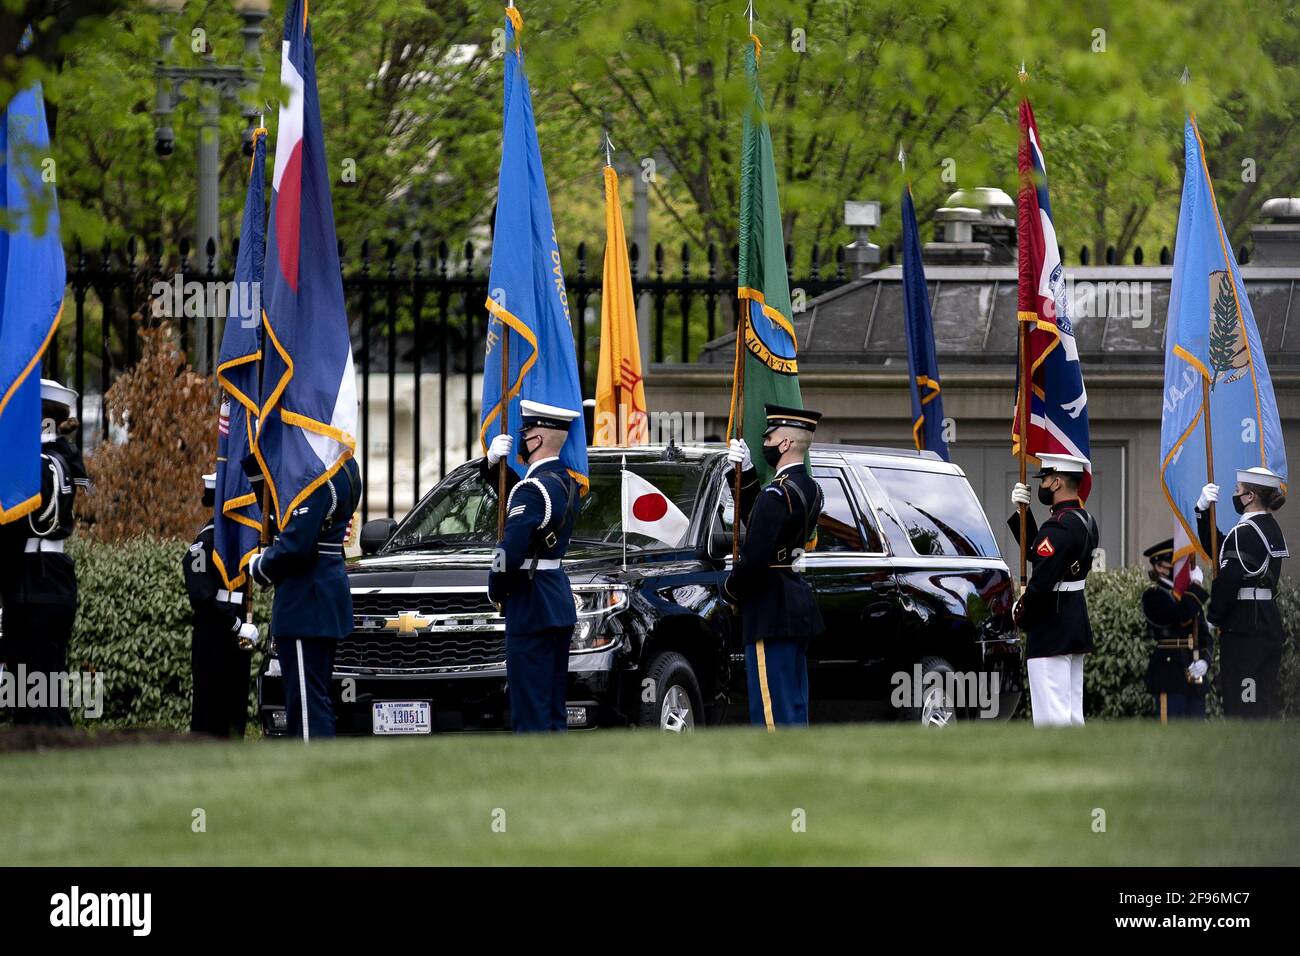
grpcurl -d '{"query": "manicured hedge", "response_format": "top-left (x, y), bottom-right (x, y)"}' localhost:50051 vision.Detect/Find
top-left (1080, 566), bottom-right (1299, 720)
top-left (64, 537), bottom-right (269, 730)
top-left (15, 540), bottom-right (1297, 728)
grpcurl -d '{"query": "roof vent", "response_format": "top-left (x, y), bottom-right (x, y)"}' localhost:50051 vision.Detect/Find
top-left (1248, 198), bottom-right (1300, 266)
top-left (924, 187), bottom-right (1017, 265)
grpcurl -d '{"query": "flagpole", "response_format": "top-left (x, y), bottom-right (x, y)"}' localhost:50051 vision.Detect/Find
top-left (1015, 62), bottom-right (1030, 591)
top-left (621, 453), bottom-right (628, 572)
top-left (496, 325), bottom-right (511, 539)
top-left (1202, 376), bottom-right (1219, 577)
top-left (730, 307), bottom-right (747, 562)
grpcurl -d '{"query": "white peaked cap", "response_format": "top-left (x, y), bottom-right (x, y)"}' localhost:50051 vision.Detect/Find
top-left (40, 379), bottom-right (77, 411)
top-left (1236, 466), bottom-right (1284, 489)
top-left (520, 399), bottom-right (580, 427)
top-left (1033, 453), bottom-right (1090, 477)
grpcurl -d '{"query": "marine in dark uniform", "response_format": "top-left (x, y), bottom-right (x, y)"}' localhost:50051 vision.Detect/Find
top-left (0, 380), bottom-right (87, 727)
top-left (1195, 467), bottom-right (1288, 719)
top-left (247, 455), bottom-right (362, 741)
top-left (1008, 453), bottom-right (1098, 727)
top-left (183, 472), bottom-right (259, 738)
top-left (1139, 538), bottom-right (1211, 720)
top-left (721, 404), bottom-right (825, 730)
top-left (484, 400), bottom-right (582, 733)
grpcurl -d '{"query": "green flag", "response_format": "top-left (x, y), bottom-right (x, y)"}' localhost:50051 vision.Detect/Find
top-left (729, 36), bottom-right (803, 482)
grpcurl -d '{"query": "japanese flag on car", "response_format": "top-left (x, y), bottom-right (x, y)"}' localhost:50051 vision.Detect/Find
top-left (621, 467), bottom-right (689, 547)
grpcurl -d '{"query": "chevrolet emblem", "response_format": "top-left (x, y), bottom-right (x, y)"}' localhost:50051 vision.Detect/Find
top-left (384, 612), bottom-right (434, 634)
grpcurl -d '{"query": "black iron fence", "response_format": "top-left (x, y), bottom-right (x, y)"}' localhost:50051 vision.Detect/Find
top-left (50, 237), bottom-right (850, 522)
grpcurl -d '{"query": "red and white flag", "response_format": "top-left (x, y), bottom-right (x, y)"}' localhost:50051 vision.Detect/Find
top-left (621, 466), bottom-right (688, 547)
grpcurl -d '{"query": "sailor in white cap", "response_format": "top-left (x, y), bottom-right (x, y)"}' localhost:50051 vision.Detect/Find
top-left (1009, 453), bottom-right (1099, 726)
top-left (183, 471), bottom-right (259, 737)
top-left (482, 399), bottom-right (583, 732)
top-left (1195, 466), bottom-right (1288, 717)
top-left (0, 380), bottom-right (88, 727)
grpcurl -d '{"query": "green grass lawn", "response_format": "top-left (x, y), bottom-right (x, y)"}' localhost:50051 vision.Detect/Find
top-left (1, 721), bottom-right (1297, 866)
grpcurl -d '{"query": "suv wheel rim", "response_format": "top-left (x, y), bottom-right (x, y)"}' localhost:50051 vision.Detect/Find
top-left (920, 684), bottom-right (953, 728)
top-left (661, 685), bottom-right (694, 733)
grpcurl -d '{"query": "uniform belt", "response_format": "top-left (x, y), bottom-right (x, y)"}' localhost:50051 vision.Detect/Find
top-left (520, 558), bottom-right (561, 571)
top-left (24, 538), bottom-right (64, 554)
top-left (1237, 587), bottom-right (1272, 600)
top-left (1155, 639), bottom-right (1192, 649)
top-left (215, 589), bottom-right (245, 605)
top-left (317, 543), bottom-right (345, 559)
top-left (1052, 579), bottom-right (1086, 592)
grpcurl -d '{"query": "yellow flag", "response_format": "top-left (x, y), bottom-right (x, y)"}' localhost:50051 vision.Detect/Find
top-left (594, 165), bottom-right (649, 445)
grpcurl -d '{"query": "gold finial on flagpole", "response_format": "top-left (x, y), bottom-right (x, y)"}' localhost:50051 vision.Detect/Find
top-left (1180, 65), bottom-right (1191, 85)
top-left (603, 129), bottom-right (615, 168)
top-left (1018, 60), bottom-right (1028, 84)
top-left (745, 0), bottom-right (755, 32)
top-left (898, 143), bottom-right (906, 173)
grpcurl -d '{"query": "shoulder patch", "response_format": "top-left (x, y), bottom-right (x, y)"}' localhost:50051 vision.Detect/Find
top-left (1036, 537), bottom-right (1055, 558)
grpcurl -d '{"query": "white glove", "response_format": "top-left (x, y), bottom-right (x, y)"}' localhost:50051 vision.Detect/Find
top-left (1011, 482), bottom-right (1031, 507)
top-left (487, 433), bottom-right (513, 465)
top-left (247, 552), bottom-right (265, 587)
top-left (726, 438), bottom-right (752, 470)
top-left (232, 621), bottom-right (260, 650)
top-left (1196, 482), bottom-right (1219, 512)
top-left (1189, 565), bottom-right (1204, 587)
top-left (1188, 659), bottom-right (1209, 680)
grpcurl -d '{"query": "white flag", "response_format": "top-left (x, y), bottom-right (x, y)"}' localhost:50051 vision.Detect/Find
top-left (621, 468), bottom-right (689, 547)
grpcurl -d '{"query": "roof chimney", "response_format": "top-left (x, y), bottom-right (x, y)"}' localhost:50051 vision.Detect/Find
top-left (924, 187), bottom-right (1017, 265)
top-left (1248, 198), bottom-right (1300, 266)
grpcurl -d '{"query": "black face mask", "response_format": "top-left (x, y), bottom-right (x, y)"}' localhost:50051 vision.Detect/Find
top-left (1233, 493), bottom-right (1249, 515)
top-left (517, 432), bottom-right (542, 465)
top-left (1037, 483), bottom-right (1056, 506)
top-left (762, 442), bottom-right (783, 469)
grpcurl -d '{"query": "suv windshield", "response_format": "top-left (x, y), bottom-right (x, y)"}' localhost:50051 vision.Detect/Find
top-left (386, 460), bottom-right (707, 552)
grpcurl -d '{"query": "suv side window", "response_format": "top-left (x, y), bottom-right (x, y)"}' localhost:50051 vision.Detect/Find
top-left (866, 466), bottom-right (1001, 558)
top-left (811, 468), bottom-right (881, 553)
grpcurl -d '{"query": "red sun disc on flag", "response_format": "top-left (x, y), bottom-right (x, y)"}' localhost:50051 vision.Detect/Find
top-left (632, 493), bottom-right (668, 522)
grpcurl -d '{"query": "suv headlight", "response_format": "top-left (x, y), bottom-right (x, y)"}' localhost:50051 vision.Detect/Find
top-left (570, 585), bottom-right (629, 652)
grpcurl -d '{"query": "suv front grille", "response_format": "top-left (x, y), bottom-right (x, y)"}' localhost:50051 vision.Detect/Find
top-left (338, 590), bottom-right (505, 673)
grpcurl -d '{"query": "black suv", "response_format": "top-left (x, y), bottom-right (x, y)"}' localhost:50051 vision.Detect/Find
top-left (258, 442), bottom-right (1023, 734)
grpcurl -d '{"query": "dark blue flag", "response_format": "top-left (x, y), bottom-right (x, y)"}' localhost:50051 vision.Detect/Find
top-left (213, 128), bottom-right (268, 588)
top-left (901, 184), bottom-right (948, 459)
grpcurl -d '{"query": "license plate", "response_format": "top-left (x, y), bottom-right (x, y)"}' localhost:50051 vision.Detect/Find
top-left (372, 700), bottom-right (432, 735)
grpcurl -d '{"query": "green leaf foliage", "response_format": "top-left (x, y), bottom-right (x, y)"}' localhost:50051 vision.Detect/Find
top-left (64, 536), bottom-right (268, 731)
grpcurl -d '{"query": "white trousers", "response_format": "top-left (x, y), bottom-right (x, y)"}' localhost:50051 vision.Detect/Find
top-left (1027, 654), bottom-right (1085, 727)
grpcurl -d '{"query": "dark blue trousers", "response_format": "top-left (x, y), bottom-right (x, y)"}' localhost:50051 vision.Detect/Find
top-left (1154, 692), bottom-right (1206, 720)
top-left (506, 627), bottom-right (571, 733)
top-left (746, 636), bottom-right (810, 729)
top-left (277, 636), bottom-right (336, 741)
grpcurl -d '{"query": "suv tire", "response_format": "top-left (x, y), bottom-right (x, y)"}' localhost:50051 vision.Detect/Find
top-left (903, 655), bottom-right (956, 727)
top-left (639, 651), bottom-right (703, 733)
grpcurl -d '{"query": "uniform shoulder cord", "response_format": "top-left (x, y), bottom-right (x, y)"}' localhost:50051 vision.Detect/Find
top-left (28, 454), bottom-right (63, 538)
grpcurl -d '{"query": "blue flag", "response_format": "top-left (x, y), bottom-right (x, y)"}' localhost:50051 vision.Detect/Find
top-left (213, 128), bottom-right (268, 588)
top-left (901, 184), bottom-right (948, 460)
top-left (479, 9), bottom-right (588, 489)
top-left (0, 78), bottom-right (65, 523)
top-left (255, 0), bottom-right (358, 527)
top-left (1161, 117), bottom-right (1287, 566)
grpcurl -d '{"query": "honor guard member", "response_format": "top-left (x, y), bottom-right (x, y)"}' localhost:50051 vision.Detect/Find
top-left (1195, 467), bottom-right (1288, 718)
top-left (483, 400), bottom-right (582, 733)
top-left (0, 380), bottom-right (88, 727)
top-left (721, 404), bottom-right (825, 730)
top-left (1140, 539), bottom-right (1211, 720)
top-left (183, 472), bottom-right (260, 738)
top-left (246, 455), bottom-right (362, 741)
top-left (1009, 453), bottom-right (1098, 727)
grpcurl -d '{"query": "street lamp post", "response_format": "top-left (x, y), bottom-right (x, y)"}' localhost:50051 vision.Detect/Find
top-left (146, 0), bottom-right (270, 374)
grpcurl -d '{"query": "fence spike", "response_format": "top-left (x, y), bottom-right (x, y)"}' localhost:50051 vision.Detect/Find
top-left (1133, 245), bottom-right (1144, 266)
